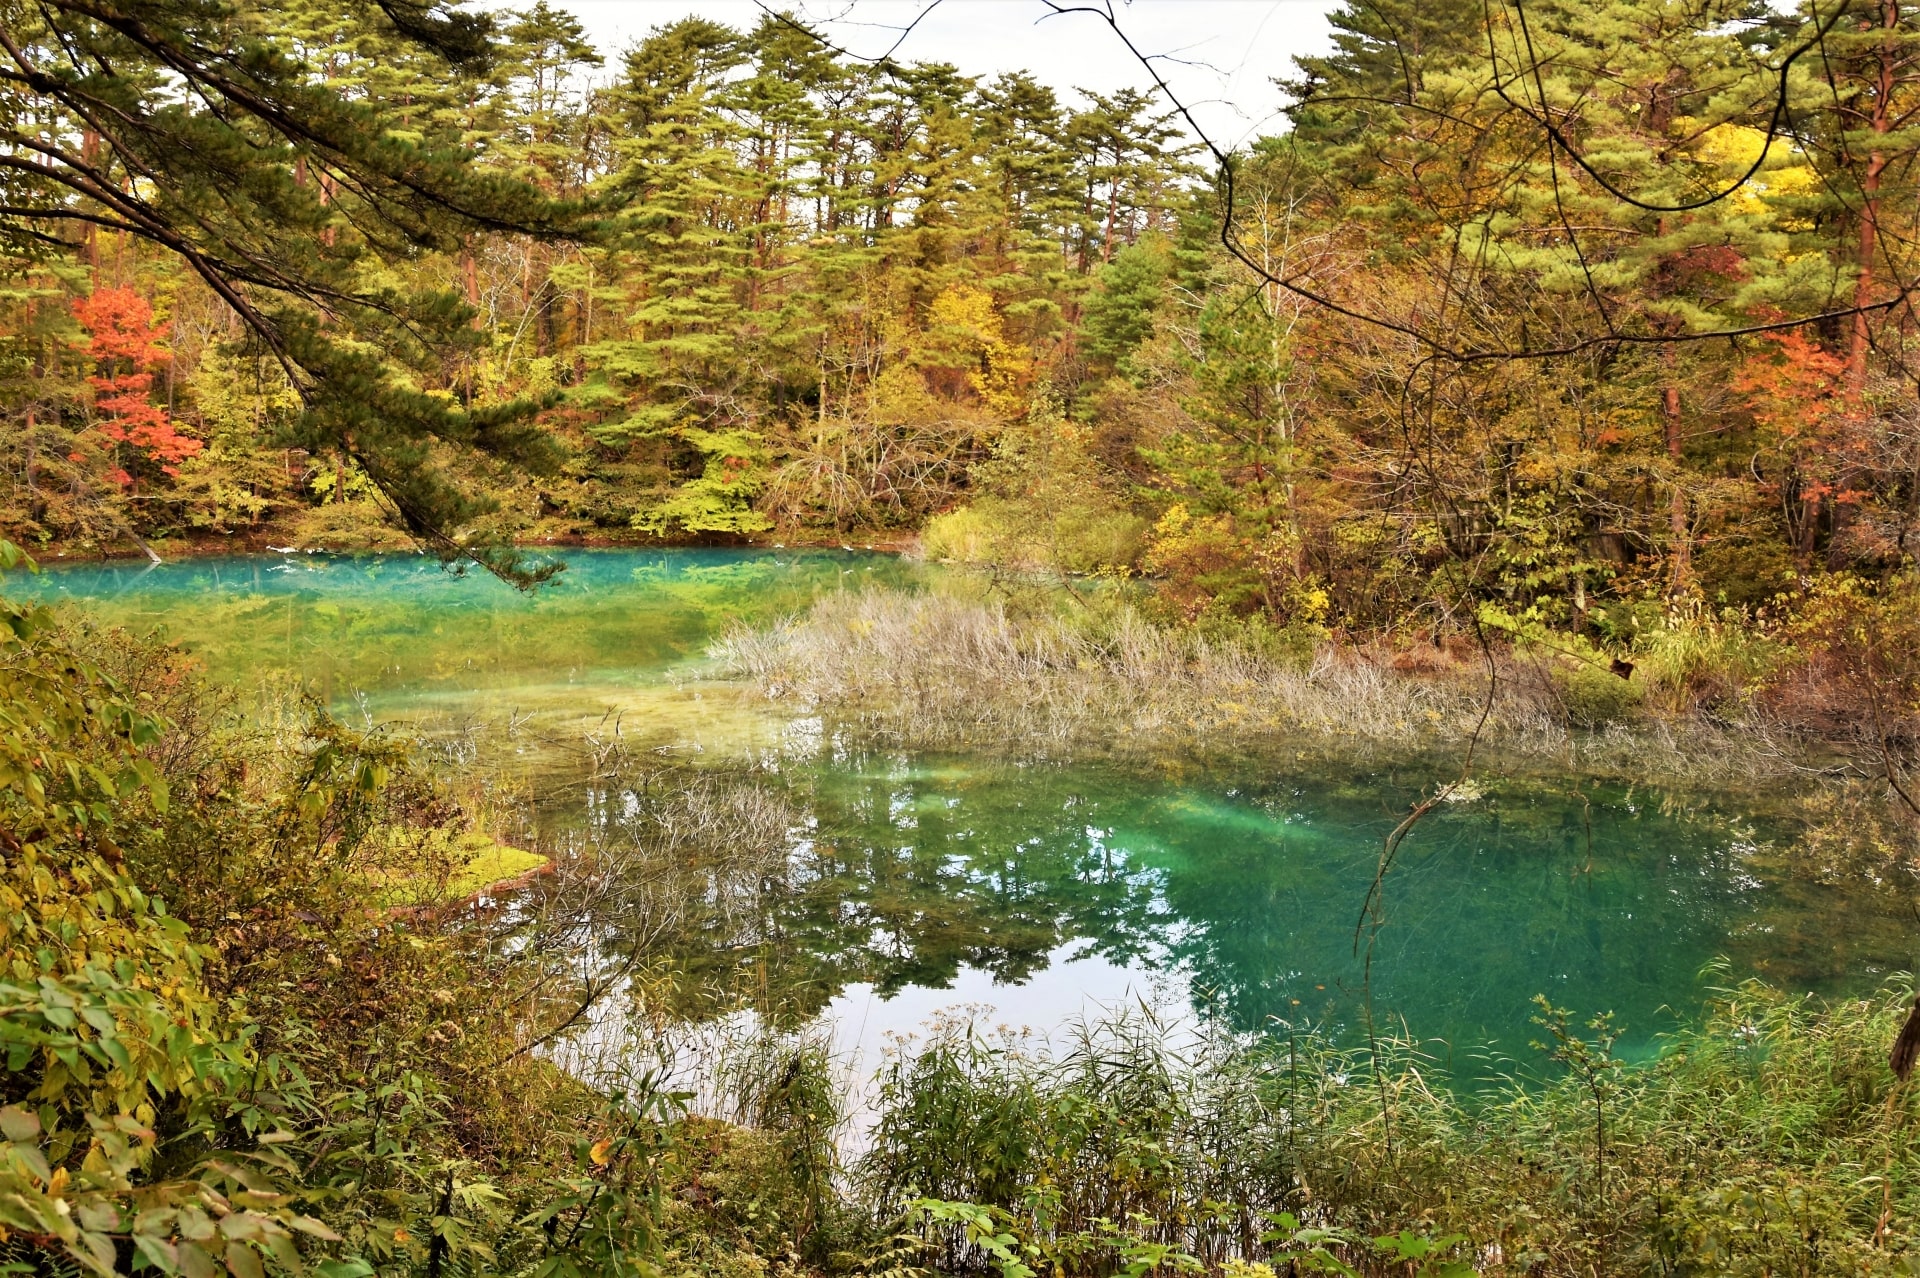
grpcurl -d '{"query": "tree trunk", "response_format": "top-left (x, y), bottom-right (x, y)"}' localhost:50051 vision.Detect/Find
top-left (317, 169), bottom-right (337, 248)
top-left (23, 410), bottom-right (37, 521)
top-left (1103, 157), bottom-right (1120, 264)
top-left (1848, 0), bottom-right (1899, 395)
top-left (1664, 379), bottom-right (1690, 591)
top-left (81, 129), bottom-right (102, 267)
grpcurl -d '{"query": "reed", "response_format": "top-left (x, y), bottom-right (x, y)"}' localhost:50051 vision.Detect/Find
top-left (713, 587), bottom-right (1807, 785)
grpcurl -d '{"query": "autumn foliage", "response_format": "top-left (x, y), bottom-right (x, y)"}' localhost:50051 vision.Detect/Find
top-left (72, 287), bottom-right (200, 484)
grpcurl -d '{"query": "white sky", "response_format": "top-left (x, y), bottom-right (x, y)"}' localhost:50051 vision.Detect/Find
top-left (544, 0), bottom-right (1338, 147)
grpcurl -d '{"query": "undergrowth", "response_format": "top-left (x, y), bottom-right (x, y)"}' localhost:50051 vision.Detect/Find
top-left (855, 979), bottom-right (1920, 1277)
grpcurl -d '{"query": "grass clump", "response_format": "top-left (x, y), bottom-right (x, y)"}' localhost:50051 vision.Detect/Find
top-left (713, 585), bottom-right (1813, 786)
top-left (857, 982), bottom-right (1920, 1276)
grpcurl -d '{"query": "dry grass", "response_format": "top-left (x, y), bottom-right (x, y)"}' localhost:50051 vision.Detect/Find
top-left (712, 587), bottom-right (1809, 783)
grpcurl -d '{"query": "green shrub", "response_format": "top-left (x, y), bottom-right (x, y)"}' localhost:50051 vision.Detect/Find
top-left (1555, 657), bottom-right (1645, 727)
top-left (922, 500), bottom-right (1145, 574)
top-left (922, 504), bottom-right (1000, 564)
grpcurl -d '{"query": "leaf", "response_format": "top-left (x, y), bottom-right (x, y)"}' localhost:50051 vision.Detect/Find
top-left (75, 1201), bottom-right (119, 1232)
top-left (15, 1144), bottom-right (52, 1184)
top-left (179, 1242), bottom-right (218, 1278)
top-left (132, 1233), bottom-right (180, 1275)
top-left (287, 1214), bottom-right (343, 1242)
top-left (224, 1241), bottom-right (264, 1278)
top-left (312, 1262), bottom-right (376, 1278)
top-left (0, 1106), bottom-right (41, 1142)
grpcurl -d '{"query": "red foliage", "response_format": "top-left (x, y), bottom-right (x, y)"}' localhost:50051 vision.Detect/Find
top-left (1734, 331), bottom-right (1846, 436)
top-left (1665, 244), bottom-right (1749, 293)
top-left (1734, 331), bottom-right (1870, 517)
top-left (72, 288), bottom-right (201, 480)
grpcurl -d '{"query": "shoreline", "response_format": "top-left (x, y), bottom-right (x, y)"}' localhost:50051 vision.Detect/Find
top-left (21, 524), bottom-right (923, 567)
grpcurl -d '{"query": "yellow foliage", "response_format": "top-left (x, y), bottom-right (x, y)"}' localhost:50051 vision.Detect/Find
top-left (1679, 120), bottom-right (1818, 215)
top-left (366, 828), bottom-right (548, 905)
top-left (927, 285), bottom-right (1032, 420)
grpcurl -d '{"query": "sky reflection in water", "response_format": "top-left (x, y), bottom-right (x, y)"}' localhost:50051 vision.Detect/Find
top-left (15, 549), bottom-right (1911, 1067)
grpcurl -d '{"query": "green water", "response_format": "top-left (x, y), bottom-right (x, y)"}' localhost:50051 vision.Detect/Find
top-left (20, 548), bottom-right (915, 747)
top-left (18, 547), bottom-right (911, 694)
top-left (768, 754), bottom-right (1909, 1063)
top-left (16, 550), bottom-right (1914, 1066)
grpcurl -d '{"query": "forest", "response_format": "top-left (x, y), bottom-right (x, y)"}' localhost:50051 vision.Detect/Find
top-left (10, 0), bottom-right (1920, 622)
top-left (7, 0), bottom-right (1920, 1273)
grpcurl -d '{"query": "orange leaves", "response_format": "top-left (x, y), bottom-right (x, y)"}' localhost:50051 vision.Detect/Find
top-left (72, 287), bottom-right (167, 369)
top-left (1733, 331), bottom-right (1847, 433)
top-left (72, 288), bottom-right (202, 479)
top-left (1732, 330), bottom-right (1874, 533)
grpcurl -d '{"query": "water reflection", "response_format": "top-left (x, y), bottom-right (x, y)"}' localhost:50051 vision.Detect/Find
top-left (17, 550), bottom-right (1915, 1062)
top-left (581, 750), bottom-right (1914, 1063)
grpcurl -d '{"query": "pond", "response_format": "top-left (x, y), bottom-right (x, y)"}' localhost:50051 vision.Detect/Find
top-left (16, 549), bottom-right (1914, 1080)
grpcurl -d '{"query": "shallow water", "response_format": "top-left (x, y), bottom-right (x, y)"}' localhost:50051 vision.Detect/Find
top-left (16, 549), bottom-right (1914, 1071)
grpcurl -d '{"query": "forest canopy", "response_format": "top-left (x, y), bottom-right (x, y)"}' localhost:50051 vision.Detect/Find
top-left (3, 0), bottom-right (1920, 625)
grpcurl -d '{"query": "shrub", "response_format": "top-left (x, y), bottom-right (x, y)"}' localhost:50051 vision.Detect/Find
top-left (1555, 657), bottom-right (1644, 727)
top-left (922, 500), bottom-right (1145, 575)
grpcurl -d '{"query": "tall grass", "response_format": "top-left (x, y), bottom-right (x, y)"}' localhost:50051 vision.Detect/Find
top-left (713, 587), bottom-right (1802, 783)
top-left (856, 979), bottom-right (1920, 1277)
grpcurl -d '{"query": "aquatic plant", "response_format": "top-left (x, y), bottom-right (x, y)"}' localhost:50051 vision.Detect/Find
top-left (714, 586), bottom-right (1822, 788)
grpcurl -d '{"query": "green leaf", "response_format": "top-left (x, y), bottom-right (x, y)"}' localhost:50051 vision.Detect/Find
top-left (223, 1241), bottom-right (264, 1278)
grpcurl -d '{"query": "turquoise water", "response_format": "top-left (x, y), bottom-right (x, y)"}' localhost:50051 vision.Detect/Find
top-left (15, 548), bottom-right (913, 710)
top-left (15, 550), bottom-right (1913, 1067)
top-left (716, 752), bottom-right (1908, 1069)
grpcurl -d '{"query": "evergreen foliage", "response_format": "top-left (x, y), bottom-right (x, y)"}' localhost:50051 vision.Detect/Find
top-left (8, 0), bottom-right (1920, 649)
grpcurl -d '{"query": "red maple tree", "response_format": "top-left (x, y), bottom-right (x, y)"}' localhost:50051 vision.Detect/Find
top-left (1734, 330), bottom-right (1866, 556)
top-left (72, 287), bottom-right (201, 484)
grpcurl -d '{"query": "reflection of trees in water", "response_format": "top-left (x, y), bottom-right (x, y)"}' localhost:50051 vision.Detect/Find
top-left (1155, 780), bottom-right (1912, 1052)
top-left (574, 754), bottom-right (1173, 1028)
top-left (575, 753), bottom-right (1911, 1053)
top-left (775, 760), bottom-right (1173, 998)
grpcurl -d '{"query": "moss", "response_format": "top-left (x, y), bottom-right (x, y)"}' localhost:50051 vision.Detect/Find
top-left (445, 831), bottom-right (548, 895)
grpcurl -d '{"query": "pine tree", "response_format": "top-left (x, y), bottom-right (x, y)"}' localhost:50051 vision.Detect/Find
top-left (0, 0), bottom-right (578, 580)
top-left (581, 18), bottom-right (771, 536)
